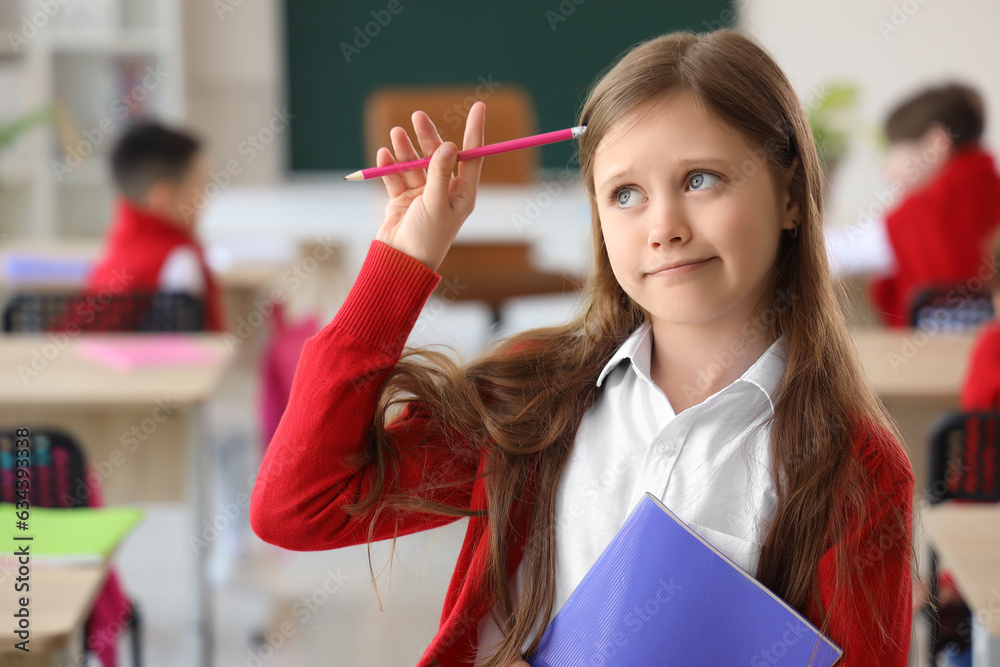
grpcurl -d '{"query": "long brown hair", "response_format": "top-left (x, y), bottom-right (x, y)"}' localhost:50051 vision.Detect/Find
top-left (347, 28), bottom-right (914, 666)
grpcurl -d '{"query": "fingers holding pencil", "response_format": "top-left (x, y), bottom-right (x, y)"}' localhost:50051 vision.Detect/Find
top-left (411, 108), bottom-right (446, 169)
top-left (377, 107), bottom-right (458, 195)
top-left (454, 101), bottom-right (486, 215)
top-left (352, 111), bottom-right (582, 182)
top-left (388, 124), bottom-right (425, 192)
top-left (374, 102), bottom-right (486, 272)
top-left (375, 146), bottom-right (404, 198)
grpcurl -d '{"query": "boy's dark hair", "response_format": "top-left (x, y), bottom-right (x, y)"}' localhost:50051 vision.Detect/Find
top-left (885, 83), bottom-right (985, 147)
top-left (111, 121), bottom-right (202, 203)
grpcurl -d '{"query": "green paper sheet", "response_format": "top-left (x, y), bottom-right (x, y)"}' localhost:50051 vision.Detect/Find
top-left (0, 503), bottom-right (143, 563)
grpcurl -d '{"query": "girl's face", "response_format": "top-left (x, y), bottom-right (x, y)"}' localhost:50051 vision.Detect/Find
top-left (593, 92), bottom-right (798, 331)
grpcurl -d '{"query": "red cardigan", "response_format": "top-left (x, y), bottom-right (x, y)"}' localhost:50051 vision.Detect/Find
top-left (869, 144), bottom-right (1000, 328)
top-left (250, 239), bottom-right (915, 667)
top-left (85, 197), bottom-right (224, 332)
top-left (961, 320), bottom-right (1000, 410)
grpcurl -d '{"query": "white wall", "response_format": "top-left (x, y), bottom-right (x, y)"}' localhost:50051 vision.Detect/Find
top-left (183, 0), bottom-right (286, 185)
top-left (739, 0), bottom-right (1000, 228)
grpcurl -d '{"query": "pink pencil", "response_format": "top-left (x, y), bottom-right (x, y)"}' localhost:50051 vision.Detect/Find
top-left (342, 125), bottom-right (587, 181)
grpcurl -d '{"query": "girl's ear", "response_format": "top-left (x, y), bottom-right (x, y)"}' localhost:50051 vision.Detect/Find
top-left (779, 156), bottom-right (801, 232)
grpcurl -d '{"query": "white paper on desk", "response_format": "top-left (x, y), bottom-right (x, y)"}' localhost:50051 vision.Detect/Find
top-left (826, 216), bottom-right (896, 277)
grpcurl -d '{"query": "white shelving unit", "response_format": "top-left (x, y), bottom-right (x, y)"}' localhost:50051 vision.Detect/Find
top-left (0, 0), bottom-right (185, 239)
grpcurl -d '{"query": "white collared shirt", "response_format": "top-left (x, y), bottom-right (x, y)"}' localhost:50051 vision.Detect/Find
top-left (474, 320), bottom-right (788, 662)
top-left (158, 246), bottom-right (205, 294)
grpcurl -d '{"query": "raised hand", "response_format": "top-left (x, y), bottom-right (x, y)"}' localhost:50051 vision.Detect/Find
top-left (374, 100), bottom-right (486, 273)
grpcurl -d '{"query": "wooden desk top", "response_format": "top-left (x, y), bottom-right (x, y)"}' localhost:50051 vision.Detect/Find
top-left (923, 503), bottom-right (1000, 637)
top-left (851, 328), bottom-right (976, 400)
top-left (0, 335), bottom-right (233, 407)
top-left (0, 562), bottom-right (109, 652)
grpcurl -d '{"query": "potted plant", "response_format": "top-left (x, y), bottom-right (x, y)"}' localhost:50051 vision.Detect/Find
top-left (806, 82), bottom-right (858, 189)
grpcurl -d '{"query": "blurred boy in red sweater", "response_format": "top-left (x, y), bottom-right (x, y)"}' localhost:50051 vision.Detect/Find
top-left (85, 121), bottom-right (225, 331)
top-left (869, 83), bottom-right (1000, 328)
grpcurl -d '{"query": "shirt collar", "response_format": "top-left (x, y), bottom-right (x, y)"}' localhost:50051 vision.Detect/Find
top-left (596, 320), bottom-right (788, 412)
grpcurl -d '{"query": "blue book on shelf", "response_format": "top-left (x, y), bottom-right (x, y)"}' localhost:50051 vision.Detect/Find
top-left (527, 492), bottom-right (843, 667)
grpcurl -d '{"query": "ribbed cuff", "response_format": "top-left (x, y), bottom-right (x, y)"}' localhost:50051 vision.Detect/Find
top-left (330, 239), bottom-right (442, 358)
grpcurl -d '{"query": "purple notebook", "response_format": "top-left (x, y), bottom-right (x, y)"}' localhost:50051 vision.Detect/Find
top-left (528, 492), bottom-right (843, 666)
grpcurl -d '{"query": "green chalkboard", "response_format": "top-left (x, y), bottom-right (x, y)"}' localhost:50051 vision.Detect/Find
top-left (285, 1), bottom-right (735, 172)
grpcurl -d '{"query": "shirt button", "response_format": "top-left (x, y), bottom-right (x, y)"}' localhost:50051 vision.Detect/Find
top-left (658, 439), bottom-right (672, 455)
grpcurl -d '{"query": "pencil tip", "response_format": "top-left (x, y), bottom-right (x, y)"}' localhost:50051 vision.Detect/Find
top-left (341, 176), bottom-right (347, 181)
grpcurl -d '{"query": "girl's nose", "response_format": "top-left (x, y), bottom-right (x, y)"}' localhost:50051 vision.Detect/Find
top-left (648, 197), bottom-right (691, 247)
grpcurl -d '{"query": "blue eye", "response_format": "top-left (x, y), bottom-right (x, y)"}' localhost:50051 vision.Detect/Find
top-left (613, 187), bottom-right (642, 208)
top-left (688, 172), bottom-right (721, 190)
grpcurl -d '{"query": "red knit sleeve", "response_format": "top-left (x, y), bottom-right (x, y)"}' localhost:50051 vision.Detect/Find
top-left (249, 240), bottom-right (480, 551)
top-left (808, 423), bottom-right (915, 666)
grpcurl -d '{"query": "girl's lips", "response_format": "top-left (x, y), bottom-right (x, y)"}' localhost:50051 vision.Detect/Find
top-left (648, 257), bottom-right (715, 276)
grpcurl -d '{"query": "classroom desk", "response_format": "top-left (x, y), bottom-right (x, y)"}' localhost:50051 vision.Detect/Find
top-left (0, 239), bottom-right (295, 344)
top-left (0, 335), bottom-right (234, 667)
top-left (0, 562), bottom-right (109, 666)
top-left (0, 335), bottom-right (231, 501)
top-left (923, 504), bottom-right (1000, 666)
top-left (851, 328), bottom-right (976, 494)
